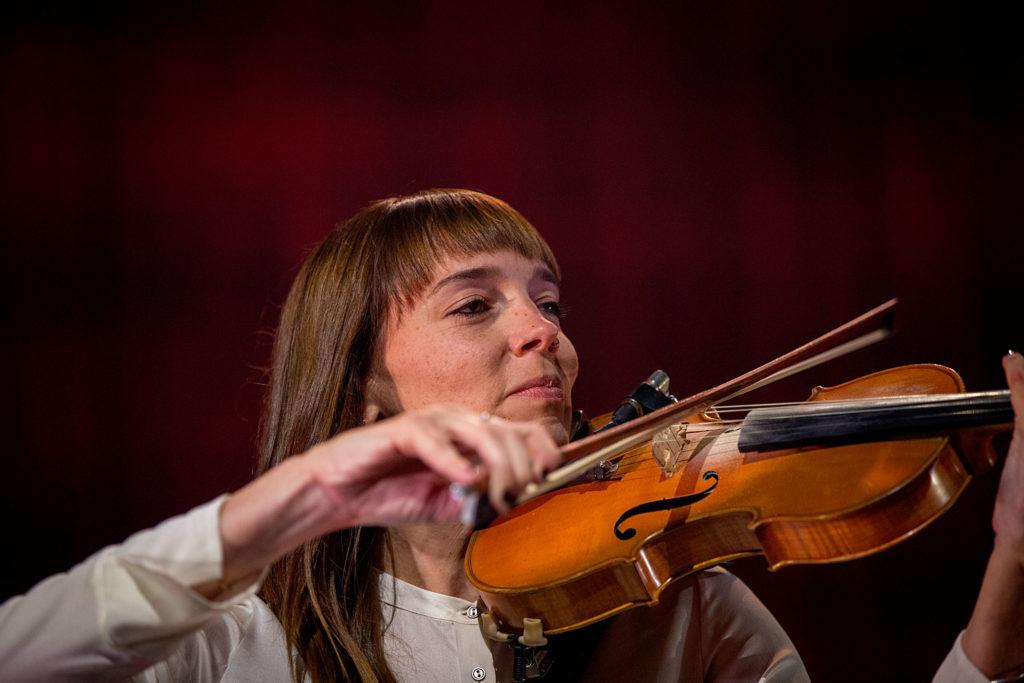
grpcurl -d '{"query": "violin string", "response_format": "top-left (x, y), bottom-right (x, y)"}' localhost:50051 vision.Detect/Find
top-left (708, 398), bottom-right (912, 414)
top-left (709, 401), bottom-right (804, 412)
top-left (607, 424), bottom-right (744, 465)
top-left (710, 396), bottom-right (1010, 421)
top-left (711, 392), bottom-right (1008, 413)
top-left (664, 399), bottom-right (872, 420)
top-left (610, 427), bottom-right (745, 469)
top-left (622, 395), bottom-right (967, 431)
top-left (610, 434), bottom-right (747, 476)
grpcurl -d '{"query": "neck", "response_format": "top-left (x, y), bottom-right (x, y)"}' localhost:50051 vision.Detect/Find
top-left (385, 523), bottom-right (478, 601)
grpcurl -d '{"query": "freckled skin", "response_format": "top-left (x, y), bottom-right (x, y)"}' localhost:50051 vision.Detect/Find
top-left (373, 250), bottom-right (579, 445)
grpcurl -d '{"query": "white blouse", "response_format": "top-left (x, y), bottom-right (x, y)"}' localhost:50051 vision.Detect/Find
top-left (0, 497), bottom-right (989, 682)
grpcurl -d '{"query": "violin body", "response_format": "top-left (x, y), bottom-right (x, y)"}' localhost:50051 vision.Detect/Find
top-left (465, 364), bottom-right (1005, 634)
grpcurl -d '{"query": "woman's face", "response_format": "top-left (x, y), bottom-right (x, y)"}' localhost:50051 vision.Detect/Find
top-left (370, 249), bottom-right (579, 445)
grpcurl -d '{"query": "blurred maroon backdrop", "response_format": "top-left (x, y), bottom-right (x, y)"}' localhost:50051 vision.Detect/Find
top-left (2, 3), bottom-right (1022, 680)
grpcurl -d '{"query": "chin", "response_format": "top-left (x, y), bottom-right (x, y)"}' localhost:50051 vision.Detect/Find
top-left (538, 414), bottom-right (571, 446)
top-left (497, 403), bottom-right (572, 444)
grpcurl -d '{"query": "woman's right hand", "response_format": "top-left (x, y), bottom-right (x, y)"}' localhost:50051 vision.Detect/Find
top-left (213, 406), bottom-right (561, 591)
top-left (306, 405), bottom-right (561, 527)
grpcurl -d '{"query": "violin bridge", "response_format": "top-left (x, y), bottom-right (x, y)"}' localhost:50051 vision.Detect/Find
top-left (651, 423), bottom-right (716, 479)
top-left (651, 423), bottom-right (694, 476)
top-left (652, 419), bottom-right (731, 476)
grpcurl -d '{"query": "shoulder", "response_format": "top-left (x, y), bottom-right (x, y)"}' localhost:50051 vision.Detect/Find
top-left (579, 567), bottom-right (808, 682)
top-left (692, 566), bottom-right (810, 683)
top-left (135, 595), bottom-right (294, 682)
top-left (693, 565), bottom-right (764, 618)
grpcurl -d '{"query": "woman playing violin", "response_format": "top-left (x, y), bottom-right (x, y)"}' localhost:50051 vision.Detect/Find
top-left (0, 189), bottom-right (1021, 682)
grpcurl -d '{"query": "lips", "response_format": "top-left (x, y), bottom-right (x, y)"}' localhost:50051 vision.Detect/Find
top-left (508, 376), bottom-right (564, 400)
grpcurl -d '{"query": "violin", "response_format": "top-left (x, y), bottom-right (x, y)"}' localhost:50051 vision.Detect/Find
top-left (462, 299), bottom-right (1013, 638)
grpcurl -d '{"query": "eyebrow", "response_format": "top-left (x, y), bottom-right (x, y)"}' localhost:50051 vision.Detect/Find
top-left (428, 265), bottom-right (559, 296)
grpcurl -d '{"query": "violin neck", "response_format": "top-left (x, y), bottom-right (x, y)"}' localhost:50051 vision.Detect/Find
top-left (737, 390), bottom-right (1013, 453)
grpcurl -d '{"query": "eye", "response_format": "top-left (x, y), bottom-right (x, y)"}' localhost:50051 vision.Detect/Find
top-left (538, 300), bottom-right (566, 320)
top-left (450, 298), bottom-right (492, 317)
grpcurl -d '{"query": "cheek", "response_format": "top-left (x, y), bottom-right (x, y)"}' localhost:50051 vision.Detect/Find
top-left (387, 328), bottom-right (500, 409)
top-left (559, 334), bottom-right (580, 389)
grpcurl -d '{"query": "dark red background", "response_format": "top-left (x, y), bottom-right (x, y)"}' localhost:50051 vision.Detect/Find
top-left (3, 3), bottom-right (1022, 680)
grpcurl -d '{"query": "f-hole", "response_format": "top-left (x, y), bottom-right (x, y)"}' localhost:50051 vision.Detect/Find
top-left (612, 471), bottom-right (720, 541)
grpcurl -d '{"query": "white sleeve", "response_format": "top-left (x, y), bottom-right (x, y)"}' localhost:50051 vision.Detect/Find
top-left (0, 496), bottom-right (265, 682)
top-left (933, 632), bottom-right (994, 683)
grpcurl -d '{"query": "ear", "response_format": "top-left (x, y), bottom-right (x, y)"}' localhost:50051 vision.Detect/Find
top-left (362, 310), bottom-right (402, 424)
top-left (362, 371), bottom-right (400, 424)
top-left (362, 401), bottom-right (384, 425)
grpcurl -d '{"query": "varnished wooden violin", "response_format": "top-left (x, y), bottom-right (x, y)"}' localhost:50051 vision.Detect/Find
top-left (462, 300), bottom-right (1013, 637)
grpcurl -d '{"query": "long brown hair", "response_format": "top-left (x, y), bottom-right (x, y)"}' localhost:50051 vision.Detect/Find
top-left (257, 189), bottom-right (559, 682)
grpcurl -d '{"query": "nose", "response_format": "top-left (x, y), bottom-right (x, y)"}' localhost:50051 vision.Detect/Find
top-left (508, 303), bottom-right (560, 356)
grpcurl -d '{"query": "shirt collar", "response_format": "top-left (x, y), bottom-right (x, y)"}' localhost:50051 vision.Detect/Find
top-left (378, 572), bottom-right (480, 624)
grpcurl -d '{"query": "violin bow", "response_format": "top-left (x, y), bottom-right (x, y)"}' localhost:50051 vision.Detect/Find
top-left (519, 298), bottom-right (898, 503)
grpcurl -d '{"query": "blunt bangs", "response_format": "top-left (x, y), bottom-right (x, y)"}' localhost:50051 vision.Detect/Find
top-left (368, 189), bottom-right (559, 309)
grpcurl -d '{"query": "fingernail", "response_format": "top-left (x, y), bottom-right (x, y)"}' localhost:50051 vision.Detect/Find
top-left (1009, 349), bottom-right (1018, 356)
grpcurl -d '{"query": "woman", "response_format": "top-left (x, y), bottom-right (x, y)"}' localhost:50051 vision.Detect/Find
top-left (0, 189), bottom-right (1020, 682)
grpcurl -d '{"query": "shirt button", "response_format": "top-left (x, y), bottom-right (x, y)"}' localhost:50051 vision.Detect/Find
top-left (466, 605), bottom-right (479, 619)
top-left (471, 667), bottom-right (486, 681)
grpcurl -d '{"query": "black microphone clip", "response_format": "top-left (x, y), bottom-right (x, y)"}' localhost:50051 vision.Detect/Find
top-left (594, 370), bottom-right (676, 434)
